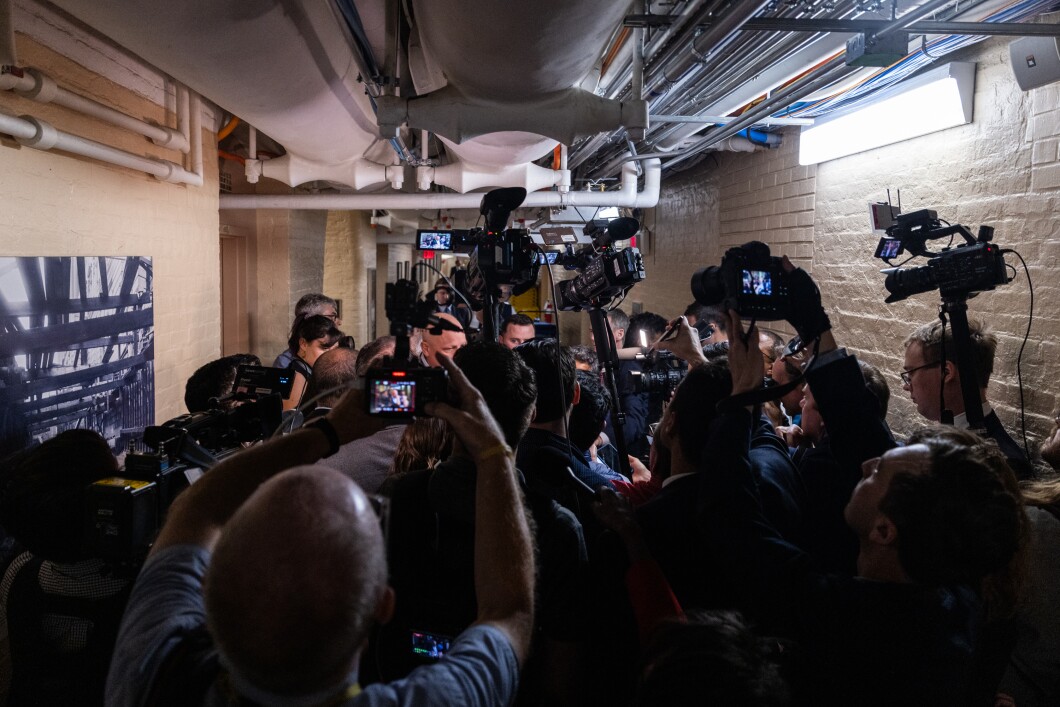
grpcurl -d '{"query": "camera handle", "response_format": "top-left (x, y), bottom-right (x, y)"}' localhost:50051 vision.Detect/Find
top-left (481, 291), bottom-right (499, 342)
top-left (938, 297), bottom-right (986, 429)
top-left (588, 308), bottom-right (633, 479)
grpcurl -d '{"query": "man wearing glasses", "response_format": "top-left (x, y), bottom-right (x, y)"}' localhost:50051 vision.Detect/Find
top-left (901, 319), bottom-right (1031, 478)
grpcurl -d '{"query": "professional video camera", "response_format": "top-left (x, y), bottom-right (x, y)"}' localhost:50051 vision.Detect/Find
top-left (556, 216), bottom-right (645, 311)
top-left (85, 369), bottom-right (286, 562)
top-left (690, 241), bottom-right (791, 320)
top-left (454, 188), bottom-right (540, 337)
top-left (631, 350), bottom-right (687, 395)
top-left (363, 275), bottom-right (449, 419)
top-left (873, 209), bottom-right (1011, 303)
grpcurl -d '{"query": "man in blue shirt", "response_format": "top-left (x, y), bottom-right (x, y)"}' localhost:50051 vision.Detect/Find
top-left (106, 355), bottom-right (534, 707)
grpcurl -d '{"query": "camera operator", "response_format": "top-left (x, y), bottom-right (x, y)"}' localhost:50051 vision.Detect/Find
top-left (695, 270), bottom-right (1022, 705)
top-left (597, 309), bottom-right (651, 461)
top-left (382, 341), bottom-right (589, 705)
top-left (184, 354), bottom-right (261, 413)
top-left (901, 320), bottom-right (1032, 478)
top-left (0, 430), bottom-right (133, 706)
top-left (307, 346), bottom-right (403, 496)
top-left (106, 355), bottom-right (535, 707)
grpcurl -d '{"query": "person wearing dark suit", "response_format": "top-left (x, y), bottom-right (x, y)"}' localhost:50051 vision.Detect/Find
top-left (901, 319), bottom-right (1032, 479)
top-left (428, 279), bottom-right (472, 331)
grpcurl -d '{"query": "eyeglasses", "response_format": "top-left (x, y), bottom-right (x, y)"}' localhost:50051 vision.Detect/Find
top-left (900, 360), bottom-right (940, 386)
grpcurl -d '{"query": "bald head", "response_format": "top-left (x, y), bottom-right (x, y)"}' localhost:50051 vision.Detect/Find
top-left (421, 312), bottom-right (467, 367)
top-left (204, 467), bottom-right (387, 695)
top-left (307, 347), bottom-right (359, 408)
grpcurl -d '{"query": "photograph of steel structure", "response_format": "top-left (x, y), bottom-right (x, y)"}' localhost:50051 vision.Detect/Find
top-left (0, 256), bottom-right (154, 456)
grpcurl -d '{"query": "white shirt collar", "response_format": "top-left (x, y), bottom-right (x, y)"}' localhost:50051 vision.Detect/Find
top-left (661, 471), bottom-right (697, 489)
top-left (953, 402), bottom-right (993, 430)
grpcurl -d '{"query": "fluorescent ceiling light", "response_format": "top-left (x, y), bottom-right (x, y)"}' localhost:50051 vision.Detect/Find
top-left (798, 62), bottom-right (975, 166)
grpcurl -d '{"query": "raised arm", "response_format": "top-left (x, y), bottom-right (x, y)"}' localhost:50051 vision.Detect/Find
top-left (426, 353), bottom-right (536, 666)
top-left (152, 387), bottom-right (386, 554)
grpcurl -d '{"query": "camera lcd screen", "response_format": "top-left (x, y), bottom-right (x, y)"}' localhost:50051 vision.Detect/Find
top-left (368, 378), bottom-right (416, 414)
top-left (741, 269), bottom-right (773, 297)
top-left (874, 237), bottom-right (904, 260)
top-left (416, 230), bottom-right (453, 251)
top-left (411, 631), bottom-right (452, 659)
top-left (536, 251), bottom-right (560, 265)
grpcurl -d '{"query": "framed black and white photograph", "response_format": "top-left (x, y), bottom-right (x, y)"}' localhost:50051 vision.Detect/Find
top-left (0, 256), bottom-right (154, 456)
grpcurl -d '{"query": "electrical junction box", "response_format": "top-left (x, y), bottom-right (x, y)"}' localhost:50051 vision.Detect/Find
top-left (846, 32), bottom-right (908, 67)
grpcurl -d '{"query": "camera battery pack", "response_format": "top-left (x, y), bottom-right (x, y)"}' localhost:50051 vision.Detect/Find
top-left (84, 477), bottom-right (159, 560)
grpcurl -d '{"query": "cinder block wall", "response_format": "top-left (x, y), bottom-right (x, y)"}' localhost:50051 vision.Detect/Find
top-left (0, 31), bottom-right (220, 424)
top-left (638, 37), bottom-right (1060, 447)
top-left (323, 211), bottom-right (376, 348)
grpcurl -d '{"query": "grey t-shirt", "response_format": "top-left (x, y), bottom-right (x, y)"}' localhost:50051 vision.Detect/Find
top-left (106, 544), bottom-right (519, 707)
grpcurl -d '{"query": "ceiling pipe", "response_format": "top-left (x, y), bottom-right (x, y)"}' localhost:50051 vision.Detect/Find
top-left (600, 0), bottom-right (714, 101)
top-left (666, 0), bottom-right (961, 169)
top-left (0, 109), bottom-right (203, 185)
top-left (8, 68), bottom-right (190, 151)
top-left (219, 158), bottom-right (661, 210)
top-left (644, 0), bottom-right (775, 98)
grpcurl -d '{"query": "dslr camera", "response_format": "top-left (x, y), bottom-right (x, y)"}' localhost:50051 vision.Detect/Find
top-left (691, 241), bottom-right (791, 320)
top-left (365, 276), bottom-right (449, 419)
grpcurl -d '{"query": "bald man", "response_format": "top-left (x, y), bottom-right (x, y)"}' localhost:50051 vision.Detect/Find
top-left (419, 312), bottom-right (467, 367)
top-left (106, 356), bottom-right (534, 706)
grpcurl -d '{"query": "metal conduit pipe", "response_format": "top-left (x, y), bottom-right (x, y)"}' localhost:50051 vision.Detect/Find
top-left (7, 68), bottom-right (189, 151)
top-left (0, 109), bottom-right (203, 184)
top-left (646, 0), bottom-right (860, 119)
top-left (645, 0), bottom-right (775, 97)
top-left (637, 0), bottom-right (728, 94)
top-left (601, 0), bottom-right (717, 99)
top-left (220, 158), bottom-right (662, 210)
top-left (667, 0), bottom-right (960, 168)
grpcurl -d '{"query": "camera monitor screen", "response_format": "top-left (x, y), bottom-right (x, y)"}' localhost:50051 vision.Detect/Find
top-left (536, 251), bottom-right (560, 265)
top-left (411, 630), bottom-right (452, 659)
top-left (368, 378), bottom-right (416, 415)
top-left (741, 269), bottom-right (773, 297)
top-left (417, 230), bottom-right (453, 251)
top-left (874, 237), bottom-right (904, 260)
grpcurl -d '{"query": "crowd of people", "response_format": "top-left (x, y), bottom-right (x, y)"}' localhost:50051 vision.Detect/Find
top-left (1, 269), bottom-right (1059, 707)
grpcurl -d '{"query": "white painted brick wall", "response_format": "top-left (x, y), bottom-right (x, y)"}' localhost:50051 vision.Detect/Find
top-left (635, 37), bottom-right (1059, 448)
top-left (0, 36), bottom-right (220, 423)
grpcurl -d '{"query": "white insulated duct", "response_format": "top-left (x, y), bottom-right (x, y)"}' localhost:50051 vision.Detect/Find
top-left (46, 0), bottom-right (641, 195)
top-left (220, 159), bottom-right (661, 210)
top-left (48, 0), bottom-right (381, 167)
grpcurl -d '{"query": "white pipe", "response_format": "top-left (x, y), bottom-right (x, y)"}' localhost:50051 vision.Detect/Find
top-left (10, 68), bottom-right (189, 151)
top-left (559, 143), bottom-right (570, 194)
top-left (249, 124), bottom-right (257, 159)
top-left (187, 92), bottom-right (202, 185)
top-left (219, 159), bottom-right (661, 210)
top-left (0, 109), bottom-right (202, 185)
top-left (652, 113), bottom-right (814, 127)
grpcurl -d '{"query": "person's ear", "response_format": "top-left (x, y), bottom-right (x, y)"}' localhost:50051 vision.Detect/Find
top-left (940, 360), bottom-right (957, 384)
top-left (571, 381), bottom-right (581, 406)
top-left (868, 514), bottom-right (898, 547)
top-left (375, 585), bottom-right (396, 625)
top-left (298, 338), bottom-right (310, 356)
top-left (529, 403), bottom-right (538, 424)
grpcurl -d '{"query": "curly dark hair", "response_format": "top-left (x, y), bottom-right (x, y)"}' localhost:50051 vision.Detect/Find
top-left (514, 339), bottom-right (574, 424)
top-left (453, 341), bottom-right (537, 447)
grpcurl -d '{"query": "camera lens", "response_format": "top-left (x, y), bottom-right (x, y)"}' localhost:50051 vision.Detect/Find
top-left (690, 266), bottom-right (726, 306)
